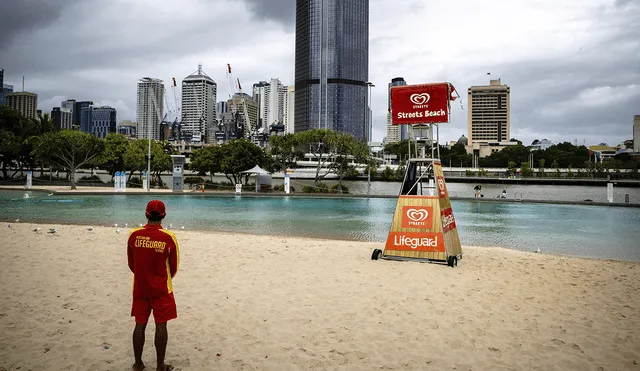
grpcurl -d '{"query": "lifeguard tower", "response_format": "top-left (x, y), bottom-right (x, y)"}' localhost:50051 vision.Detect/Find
top-left (372, 82), bottom-right (463, 267)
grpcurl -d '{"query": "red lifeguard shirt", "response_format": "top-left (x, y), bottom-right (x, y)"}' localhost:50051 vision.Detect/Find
top-left (127, 224), bottom-right (180, 298)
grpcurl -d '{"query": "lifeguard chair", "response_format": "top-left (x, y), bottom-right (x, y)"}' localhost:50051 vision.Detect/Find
top-left (371, 82), bottom-right (463, 267)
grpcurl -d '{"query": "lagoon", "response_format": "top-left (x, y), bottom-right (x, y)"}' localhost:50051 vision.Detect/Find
top-left (2, 190), bottom-right (639, 262)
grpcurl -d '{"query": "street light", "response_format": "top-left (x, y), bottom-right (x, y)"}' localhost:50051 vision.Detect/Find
top-left (365, 82), bottom-right (375, 195)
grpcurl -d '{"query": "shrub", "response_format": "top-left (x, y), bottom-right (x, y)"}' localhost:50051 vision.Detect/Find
top-left (330, 183), bottom-right (349, 194)
top-left (79, 175), bottom-right (103, 183)
top-left (127, 177), bottom-right (142, 188)
top-left (184, 176), bottom-right (205, 186)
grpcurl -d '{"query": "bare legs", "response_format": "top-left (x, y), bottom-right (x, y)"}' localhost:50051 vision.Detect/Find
top-left (132, 323), bottom-right (147, 370)
top-left (154, 322), bottom-right (168, 371)
top-left (132, 322), bottom-right (171, 371)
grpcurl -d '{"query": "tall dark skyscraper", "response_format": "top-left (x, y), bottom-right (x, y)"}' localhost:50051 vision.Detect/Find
top-left (295, 0), bottom-right (369, 141)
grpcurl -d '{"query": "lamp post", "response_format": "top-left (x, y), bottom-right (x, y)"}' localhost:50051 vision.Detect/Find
top-left (365, 82), bottom-right (375, 195)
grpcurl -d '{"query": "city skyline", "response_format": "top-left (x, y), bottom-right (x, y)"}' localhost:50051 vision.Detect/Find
top-left (0, 0), bottom-right (638, 146)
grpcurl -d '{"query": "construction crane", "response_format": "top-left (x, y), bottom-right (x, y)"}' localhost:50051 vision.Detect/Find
top-left (225, 63), bottom-right (256, 141)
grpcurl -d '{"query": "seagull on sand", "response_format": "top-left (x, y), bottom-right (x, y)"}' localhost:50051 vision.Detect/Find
top-left (8, 223), bottom-right (12, 228)
top-left (180, 226), bottom-right (185, 230)
top-left (87, 226), bottom-right (94, 232)
top-left (124, 223), bottom-right (128, 227)
top-left (535, 247), bottom-right (541, 253)
top-left (138, 223), bottom-right (143, 227)
top-left (48, 228), bottom-right (57, 234)
top-left (14, 218), bottom-right (19, 223)
top-left (113, 223), bottom-right (118, 228)
top-left (116, 228), bottom-right (121, 234)
top-left (33, 227), bottom-right (41, 233)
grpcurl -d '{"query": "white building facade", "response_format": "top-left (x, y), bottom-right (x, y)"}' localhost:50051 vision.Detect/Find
top-left (181, 65), bottom-right (217, 143)
top-left (253, 78), bottom-right (287, 131)
top-left (283, 86), bottom-right (295, 134)
top-left (136, 77), bottom-right (165, 140)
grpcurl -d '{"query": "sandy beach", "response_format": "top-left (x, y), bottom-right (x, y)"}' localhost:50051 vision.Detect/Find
top-left (1, 224), bottom-right (639, 370)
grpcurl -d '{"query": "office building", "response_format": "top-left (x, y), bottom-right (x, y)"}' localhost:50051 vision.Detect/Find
top-left (467, 79), bottom-right (511, 155)
top-left (385, 77), bottom-right (408, 143)
top-left (71, 100), bottom-right (93, 130)
top-left (634, 115), bottom-right (640, 153)
top-left (50, 107), bottom-right (72, 130)
top-left (0, 69), bottom-right (4, 105)
top-left (253, 79), bottom-right (287, 130)
top-left (295, 0), bottom-right (369, 140)
top-left (5, 92), bottom-right (38, 119)
top-left (118, 120), bottom-right (137, 138)
top-left (227, 93), bottom-right (259, 139)
top-left (283, 86), bottom-right (295, 134)
top-left (90, 106), bottom-right (117, 139)
top-left (137, 77), bottom-right (165, 140)
top-left (181, 65), bottom-right (217, 143)
top-left (216, 101), bottom-right (228, 121)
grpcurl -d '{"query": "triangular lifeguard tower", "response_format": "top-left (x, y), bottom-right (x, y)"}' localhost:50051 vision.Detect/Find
top-left (372, 82), bottom-right (463, 267)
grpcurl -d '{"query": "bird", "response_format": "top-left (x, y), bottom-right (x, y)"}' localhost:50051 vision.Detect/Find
top-left (8, 223), bottom-right (12, 228)
top-left (169, 223), bottom-right (173, 229)
top-left (33, 227), bottom-right (41, 233)
top-left (116, 228), bottom-right (121, 234)
top-left (124, 223), bottom-right (128, 227)
top-left (535, 247), bottom-right (541, 253)
top-left (87, 227), bottom-right (94, 232)
top-left (47, 228), bottom-right (56, 234)
top-left (113, 223), bottom-right (118, 228)
top-left (180, 226), bottom-right (185, 230)
top-left (14, 219), bottom-right (19, 223)
top-left (138, 223), bottom-right (143, 227)
top-left (47, 193), bottom-right (53, 196)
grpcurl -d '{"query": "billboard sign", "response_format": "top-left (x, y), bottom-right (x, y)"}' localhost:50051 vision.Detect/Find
top-left (391, 83), bottom-right (452, 125)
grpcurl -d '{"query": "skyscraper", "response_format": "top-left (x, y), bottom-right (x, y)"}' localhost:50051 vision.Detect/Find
top-left (634, 115), bottom-right (640, 153)
top-left (467, 79), bottom-right (511, 151)
top-left (137, 77), bottom-right (165, 140)
top-left (181, 65), bottom-right (217, 143)
top-left (283, 86), bottom-right (295, 134)
top-left (385, 77), bottom-right (408, 143)
top-left (5, 92), bottom-right (38, 119)
top-left (295, 0), bottom-right (369, 140)
top-left (90, 106), bottom-right (117, 139)
top-left (0, 69), bottom-right (4, 105)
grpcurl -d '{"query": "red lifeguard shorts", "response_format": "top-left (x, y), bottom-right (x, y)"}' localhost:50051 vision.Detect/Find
top-left (131, 293), bottom-right (177, 324)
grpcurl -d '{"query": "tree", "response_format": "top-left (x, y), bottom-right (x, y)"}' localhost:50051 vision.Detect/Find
top-left (31, 130), bottom-right (104, 189)
top-left (150, 140), bottom-right (176, 187)
top-left (98, 133), bottom-right (130, 176)
top-left (296, 129), bottom-right (337, 185)
top-left (269, 133), bottom-right (302, 172)
top-left (538, 158), bottom-right (546, 177)
top-left (218, 139), bottom-right (270, 184)
top-left (327, 133), bottom-right (369, 185)
top-left (123, 140), bottom-right (147, 182)
top-left (0, 106), bottom-right (36, 178)
top-left (384, 139), bottom-right (411, 163)
top-left (624, 139), bottom-right (634, 149)
top-left (190, 146), bottom-right (222, 179)
top-left (521, 161), bottom-right (533, 177)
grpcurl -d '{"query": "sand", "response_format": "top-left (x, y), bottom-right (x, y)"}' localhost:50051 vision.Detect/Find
top-left (1, 223), bottom-right (639, 371)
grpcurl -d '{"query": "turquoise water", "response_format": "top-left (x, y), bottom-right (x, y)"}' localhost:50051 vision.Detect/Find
top-left (2, 191), bottom-right (639, 261)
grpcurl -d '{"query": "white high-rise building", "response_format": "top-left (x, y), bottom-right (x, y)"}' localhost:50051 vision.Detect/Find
top-left (181, 65), bottom-right (217, 143)
top-left (283, 86), bottom-right (295, 134)
top-left (386, 112), bottom-right (400, 143)
top-left (253, 78), bottom-right (287, 130)
top-left (137, 77), bottom-right (165, 140)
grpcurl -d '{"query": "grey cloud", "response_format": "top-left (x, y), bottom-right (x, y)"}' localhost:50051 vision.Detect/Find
top-left (0, 0), bottom-right (81, 50)
top-left (241, 0), bottom-right (295, 28)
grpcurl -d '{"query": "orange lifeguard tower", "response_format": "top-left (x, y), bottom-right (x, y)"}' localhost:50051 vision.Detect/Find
top-left (371, 82), bottom-right (463, 267)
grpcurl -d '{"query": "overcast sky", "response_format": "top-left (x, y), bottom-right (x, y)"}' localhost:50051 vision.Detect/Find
top-left (1, 0), bottom-right (638, 146)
